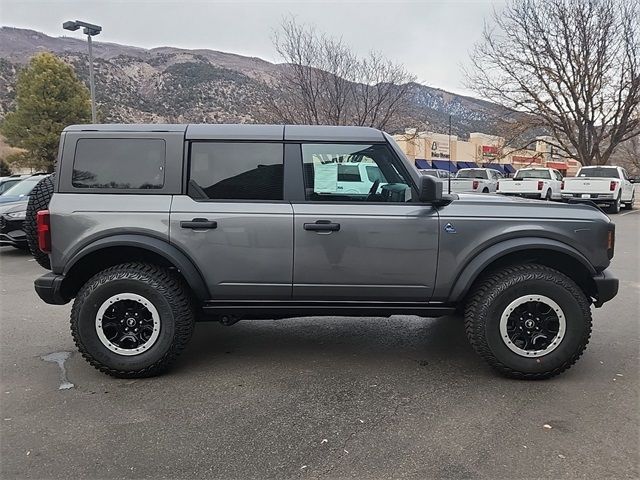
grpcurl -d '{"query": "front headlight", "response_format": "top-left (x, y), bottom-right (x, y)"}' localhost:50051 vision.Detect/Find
top-left (5, 210), bottom-right (26, 219)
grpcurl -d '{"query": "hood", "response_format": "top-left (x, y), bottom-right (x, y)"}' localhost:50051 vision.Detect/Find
top-left (0, 194), bottom-right (29, 205)
top-left (0, 200), bottom-right (28, 214)
top-left (449, 193), bottom-right (610, 221)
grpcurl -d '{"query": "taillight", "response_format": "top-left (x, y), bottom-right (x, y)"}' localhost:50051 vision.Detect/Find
top-left (537, 181), bottom-right (544, 190)
top-left (561, 181), bottom-right (565, 190)
top-left (36, 210), bottom-right (51, 253)
top-left (472, 180), bottom-right (479, 190)
top-left (607, 225), bottom-right (615, 259)
top-left (610, 181), bottom-right (617, 191)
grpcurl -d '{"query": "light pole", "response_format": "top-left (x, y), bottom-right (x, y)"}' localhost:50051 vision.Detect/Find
top-left (63, 20), bottom-right (102, 123)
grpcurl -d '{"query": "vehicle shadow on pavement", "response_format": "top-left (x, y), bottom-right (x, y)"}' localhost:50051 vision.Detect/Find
top-left (0, 246), bottom-right (31, 258)
top-left (178, 314), bottom-right (487, 377)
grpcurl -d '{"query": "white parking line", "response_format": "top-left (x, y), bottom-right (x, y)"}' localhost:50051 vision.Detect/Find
top-left (619, 210), bottom-right (637, 216)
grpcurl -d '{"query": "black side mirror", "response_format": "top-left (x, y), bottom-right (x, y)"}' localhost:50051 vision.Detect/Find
top-left (418, 175), bottom-right (443, 203)
top-left (630, 178), bottom-right (635, 184)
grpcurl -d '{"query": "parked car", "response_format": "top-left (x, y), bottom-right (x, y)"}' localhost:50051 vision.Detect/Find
top-left (450, 168), bottom-right (503, 193)
top-left (497, 167), bottom-right (563, 200)
top-left (418, 168), bottom-right (453, 180)
top-left (0, 200), bottom-right (29, 249)
top-left (0, 174), bottom-right (49, 204)
top-left (562, 166), bottom-right (635, 213)
top-left (0, 174), bottom-right (31, 195)
top-left (310, 161), bottom-right (386, 195)
top-left (30, 124), bottom-right (618, 380)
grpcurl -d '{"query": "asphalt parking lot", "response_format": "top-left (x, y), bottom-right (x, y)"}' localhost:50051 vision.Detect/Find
top-left (1, 209), bottom-right (638, 479)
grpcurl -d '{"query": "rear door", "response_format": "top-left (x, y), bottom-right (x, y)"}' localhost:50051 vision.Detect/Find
top-left (290, 142), bottom-right (439, 301)
top-left (170, 141), bottom-right (293, 299)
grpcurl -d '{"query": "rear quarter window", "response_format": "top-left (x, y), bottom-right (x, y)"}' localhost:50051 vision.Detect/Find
top-left (72, 138), bottom-right (166, 189)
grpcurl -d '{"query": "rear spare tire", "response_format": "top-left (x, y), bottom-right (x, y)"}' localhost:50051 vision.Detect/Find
top-left (25, 175), bottom-right (54, 269)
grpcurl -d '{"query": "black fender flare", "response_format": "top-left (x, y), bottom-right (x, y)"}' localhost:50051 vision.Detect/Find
top-left (447, 237), bottom-right (597, 302)
top-left (64, 234), bottom-right (209, 301)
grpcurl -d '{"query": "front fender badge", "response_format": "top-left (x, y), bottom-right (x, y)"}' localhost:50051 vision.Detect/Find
top-left (444, 223), bottom-right (457, 234)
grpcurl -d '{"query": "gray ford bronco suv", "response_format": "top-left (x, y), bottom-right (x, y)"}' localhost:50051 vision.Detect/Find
top-left (30, 124), bottom-right (618, 379)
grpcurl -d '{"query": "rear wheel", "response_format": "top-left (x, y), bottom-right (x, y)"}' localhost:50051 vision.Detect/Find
top-left (465, 264), bottom-right (592, 379)
top-left (607, 193), bottom-right (621, 214)
top-left (482, 187), bottom-right (489, 193)
top-left (25, 175), bottom-right (54, 269)
top-left (71, 263), bottom-right (195, 378)
top-left (545, 189), bottom-right (552, 201)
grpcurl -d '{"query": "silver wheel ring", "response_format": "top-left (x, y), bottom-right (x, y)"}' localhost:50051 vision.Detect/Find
top-left (95, 293), bottom-right (161, 356)
top-left (499, 295), bottom-right (566, 358)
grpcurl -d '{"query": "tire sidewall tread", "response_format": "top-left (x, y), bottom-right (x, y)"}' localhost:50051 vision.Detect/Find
top-left (464, 264), bottom-right (592, 380)
top-left (71, 262), bottom-right (195, 378)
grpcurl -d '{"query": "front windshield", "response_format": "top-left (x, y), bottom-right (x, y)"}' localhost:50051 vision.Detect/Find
top-left (456, 169), bottom-right (488, 179)
top-left (578, 167), bottom-right (619, 178)
top-left (1, 177), bottom-right (42, 196)
top-left (514, 170), bottom-right (551, 180)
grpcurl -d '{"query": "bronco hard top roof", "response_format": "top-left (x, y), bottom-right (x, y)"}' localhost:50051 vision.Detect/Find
top-left (63, 124), bottom-right (386, 142)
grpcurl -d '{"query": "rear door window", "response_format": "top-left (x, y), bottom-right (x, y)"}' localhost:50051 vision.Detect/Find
top-left (188, 142), bottom-right (284, 201)
top-left (72, 138), bottom-right (166, 189)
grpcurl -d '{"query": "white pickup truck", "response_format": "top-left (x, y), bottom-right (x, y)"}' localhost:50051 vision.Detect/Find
top-left (497, 167), bottom-right (563, 200)
top-left (562, 165), bottom-right (635, 213)
top-left (449, 168), bottom-right (503, 193)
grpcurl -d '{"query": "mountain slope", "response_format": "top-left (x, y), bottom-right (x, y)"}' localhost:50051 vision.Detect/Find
top-left (0, 26), bottom-right (505, 135)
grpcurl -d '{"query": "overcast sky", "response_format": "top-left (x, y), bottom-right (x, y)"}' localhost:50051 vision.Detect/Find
top-left (0, 0), bottom-right (506, 95)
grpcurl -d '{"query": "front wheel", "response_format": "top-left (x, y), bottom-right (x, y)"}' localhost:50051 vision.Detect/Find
top-left (71, 263), bottom-right (195, 378)
top-left (623, 193), bottom-right (635, 210)
top-left (465, 264), bottom-right (592, 379)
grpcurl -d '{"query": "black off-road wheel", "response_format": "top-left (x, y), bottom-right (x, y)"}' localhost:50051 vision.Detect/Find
top-left (25, 175), bottom-right (54, 269)
top-left (71, 263), bottom-right (195, 378)
top-left (464, 264), bottom-right (592, 380)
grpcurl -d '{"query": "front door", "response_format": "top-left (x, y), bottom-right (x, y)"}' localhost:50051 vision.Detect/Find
top-left (292, 143), bottom-right (439, 301)
top-left (170, 141), bottom-right (293, 299)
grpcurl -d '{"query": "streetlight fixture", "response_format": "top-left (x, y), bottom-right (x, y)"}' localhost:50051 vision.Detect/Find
top-left (63, 20), bottom-right (102, 123)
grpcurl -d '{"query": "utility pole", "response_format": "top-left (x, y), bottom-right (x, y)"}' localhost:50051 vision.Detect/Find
top-left (448, 114), bottom-right (452, 194)
top-left (63, 20), bottom-right (102, 123)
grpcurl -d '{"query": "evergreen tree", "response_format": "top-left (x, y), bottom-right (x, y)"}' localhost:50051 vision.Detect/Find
top-left (1, 53), bottom-right (91, 172)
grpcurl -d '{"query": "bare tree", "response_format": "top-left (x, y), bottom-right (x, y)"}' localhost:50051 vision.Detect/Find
top-left (612, 135), bottom-right (640, 174)
top-left (467, 0), bottom-right (640, 166)
top-left (267, 17), bottom-right (415, 130)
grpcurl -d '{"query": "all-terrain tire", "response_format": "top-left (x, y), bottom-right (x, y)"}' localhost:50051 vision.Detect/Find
top-left (464, 264), bottom-right (592, 380)
top-left (25, 175), bottom-right (54, 269)
top-left (71, 263), bottom-right (195, 378)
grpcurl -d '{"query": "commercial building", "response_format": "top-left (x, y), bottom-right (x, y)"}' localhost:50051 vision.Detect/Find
top-left (394, 130), bottom-right (581, 176)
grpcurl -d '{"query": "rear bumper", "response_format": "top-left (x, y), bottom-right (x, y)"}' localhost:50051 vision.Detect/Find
top-left (34, 273), bottom-right (69, 305)
top-left (592, 269), bottom-right (619, 307)
top-left (499, 192), bottom-right (543, 199)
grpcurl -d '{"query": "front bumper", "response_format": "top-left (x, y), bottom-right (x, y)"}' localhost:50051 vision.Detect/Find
top-left (34, 273), bottom-right (70, 305)
top-left (0, 215), bottom-right (27, 247)
top-left (592, 269), bottom-right (619, 307)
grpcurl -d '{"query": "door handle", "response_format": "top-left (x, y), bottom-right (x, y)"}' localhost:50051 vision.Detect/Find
top-left (303, 220), bottom-right (340, 232)
top-left (180, 218), bottom-right (218, 229)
